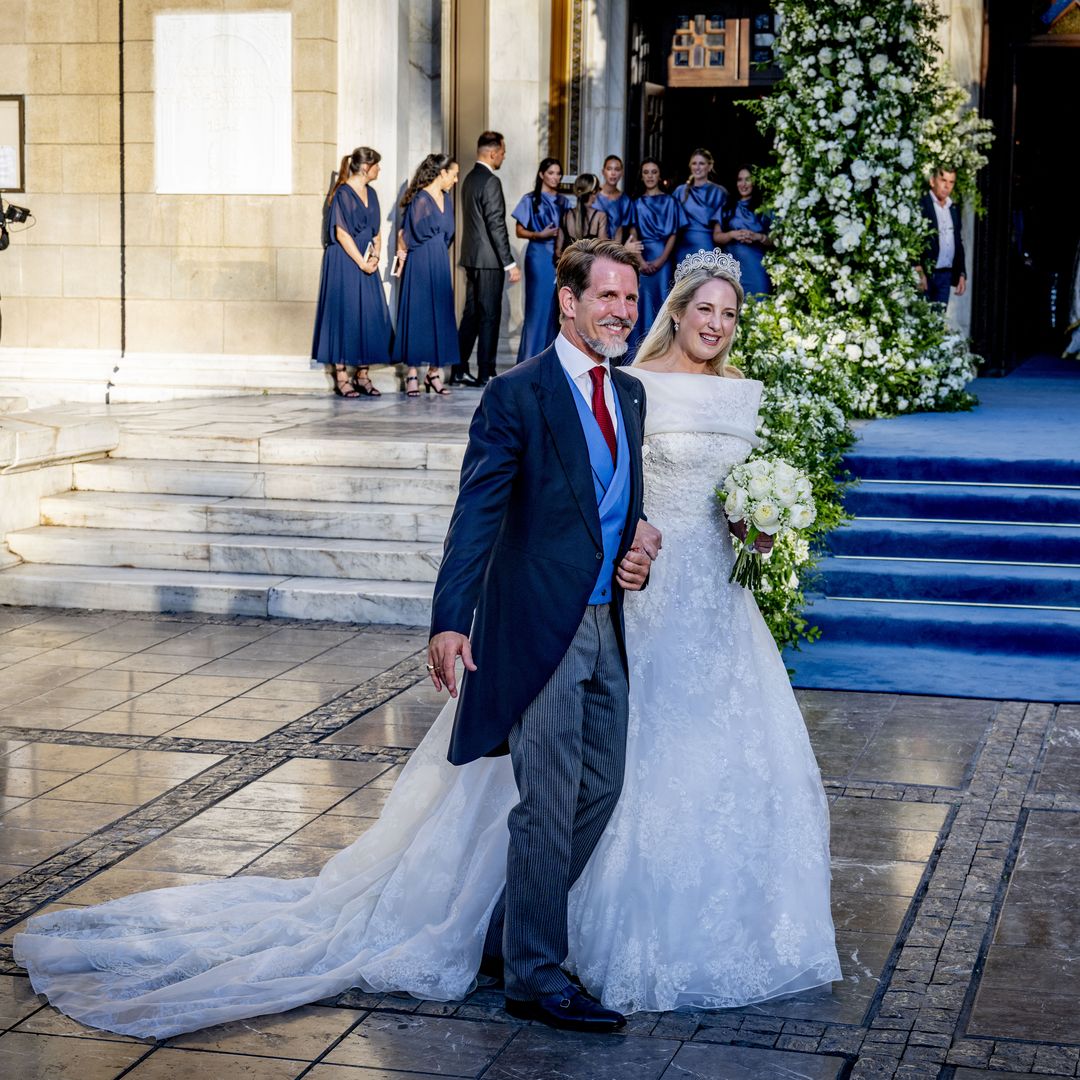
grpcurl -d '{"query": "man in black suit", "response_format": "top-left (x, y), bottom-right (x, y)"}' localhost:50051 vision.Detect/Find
top-left (916, 167), bottom-right (967, 306)
top-left (453, 131), bottom-right (521, 386)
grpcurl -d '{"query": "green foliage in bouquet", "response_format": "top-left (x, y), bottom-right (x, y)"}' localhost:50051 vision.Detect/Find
top-left (728, 0), bottom-right (993, 650)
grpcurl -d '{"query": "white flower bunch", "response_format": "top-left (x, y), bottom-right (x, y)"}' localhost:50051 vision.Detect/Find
top-left (720, 457), bottom-right (817, 590)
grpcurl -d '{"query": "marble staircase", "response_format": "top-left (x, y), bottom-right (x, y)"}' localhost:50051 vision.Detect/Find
top-left (0, 395), bottom-right (474, 625)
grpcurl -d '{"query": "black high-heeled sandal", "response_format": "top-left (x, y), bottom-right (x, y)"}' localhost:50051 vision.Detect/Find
top-left (351, 366), bottom-right (382, 396)
top-left (404, 374), bottom-right (421, 398)
top-left (424, 370), bottom-right (451, 395)
top-left (333, 365), bottom-right (360, 398)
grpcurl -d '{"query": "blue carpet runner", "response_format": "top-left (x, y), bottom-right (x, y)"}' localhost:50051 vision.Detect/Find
top-left (784, 356), bottom-right (1080, 703)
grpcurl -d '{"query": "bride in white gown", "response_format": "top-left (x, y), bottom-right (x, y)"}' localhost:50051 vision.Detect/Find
top-left (14, 251), bottom-right (840, 1038)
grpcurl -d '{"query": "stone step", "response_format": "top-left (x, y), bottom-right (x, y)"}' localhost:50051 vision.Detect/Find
top-left (40, 491), bottom-right (452, 542)
top-left (110, 430), bottom-right (465, 470)
top-left (0, 563), bottom-right (433, 624)
top-left (72, 458), bottom-right (459, 505)
top-left (6, 526), bottom-right (444, 582)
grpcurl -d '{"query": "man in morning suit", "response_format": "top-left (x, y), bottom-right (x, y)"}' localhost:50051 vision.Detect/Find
top-left (916, 167), bottom-right (967, 306)
top-left (428, 239), bottom-right (661, 1032)
top-left (453, 130), bottom-right (521, 386)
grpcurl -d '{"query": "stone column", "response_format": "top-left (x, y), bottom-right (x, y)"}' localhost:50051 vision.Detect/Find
top-left (487, 0), bottom-right (551, 359)
top-left (578, 0), bottom-right (627, 175)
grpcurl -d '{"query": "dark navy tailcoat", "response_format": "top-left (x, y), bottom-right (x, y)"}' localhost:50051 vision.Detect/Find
top-left (429, 343), bottom-right (647, 766)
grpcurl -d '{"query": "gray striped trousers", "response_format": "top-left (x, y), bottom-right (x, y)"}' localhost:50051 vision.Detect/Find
top-left (484, 603), bottom-right (629, 999)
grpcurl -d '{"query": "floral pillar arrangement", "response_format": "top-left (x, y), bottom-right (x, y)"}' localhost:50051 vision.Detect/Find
top-left (730, 0), bottom-right (992, 650)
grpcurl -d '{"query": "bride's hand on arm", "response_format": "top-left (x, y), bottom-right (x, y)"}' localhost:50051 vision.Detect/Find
top-left (427, 631), bottom-right (476, 697)
top-left (729, 517), bottom-right (774, 553)
top-left (632, 519), bottom-right (662, 560)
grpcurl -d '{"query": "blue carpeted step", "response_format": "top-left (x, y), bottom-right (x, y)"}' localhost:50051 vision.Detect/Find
top-left (785, 639), bottom-right (1080, 704)
top-left (844, 481), bottom-right (1080, 525)
top-left (825, 519), bottom-right (1080, 564)
top-left (843, 452), bottom-right (1080, 487)
top-left (817, 555), bottom-right (1080, 608)
top-left (802, 595), bottom-right (1080, 655)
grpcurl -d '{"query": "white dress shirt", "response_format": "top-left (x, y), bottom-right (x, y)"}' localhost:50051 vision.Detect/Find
top-left (931, 195), bottom-right (955, 270)
top-left (555, 332), bottom-right (619, 437)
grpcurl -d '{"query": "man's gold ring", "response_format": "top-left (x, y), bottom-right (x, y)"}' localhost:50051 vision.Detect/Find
top-left (426, 663), bottom-right (436, 670)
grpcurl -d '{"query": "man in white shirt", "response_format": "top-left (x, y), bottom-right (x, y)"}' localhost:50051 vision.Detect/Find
top-left (428, 239), bottom-right (659, 1033)
top-left (916, 168), bottom-right (967, 306)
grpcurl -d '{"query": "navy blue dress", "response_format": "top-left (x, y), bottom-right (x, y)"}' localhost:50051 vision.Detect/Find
top-left (674, 182), bottom-right (728, 265)
top-left (311, 185), bottom-right (392, 366)
top-left (392, 191), bottom-right (458, 367)
top-left (594, 191), bottom-right (633, 239)
top-left (723, 199), bottom-right (773, 296)
top-left (630, 193), bottom-right (688, 348)
top-left (511, 191), bottom-right (569, 362)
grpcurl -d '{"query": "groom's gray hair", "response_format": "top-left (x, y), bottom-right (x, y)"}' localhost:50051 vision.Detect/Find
top-left (557, 238), bottom-right (640, 300)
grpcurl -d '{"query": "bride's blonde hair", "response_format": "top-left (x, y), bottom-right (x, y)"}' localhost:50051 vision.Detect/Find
top-left (633, 264), bottom-right (745, 377)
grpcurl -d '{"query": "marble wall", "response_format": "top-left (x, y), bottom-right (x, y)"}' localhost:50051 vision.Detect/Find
top-left (0, 0), bottom-right (122, 351)
top-left (0, 0), bottom-right (336, 358)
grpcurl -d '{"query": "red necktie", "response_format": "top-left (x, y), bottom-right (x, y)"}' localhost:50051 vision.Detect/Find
top-left (589, 366), bottom-right (617, 464)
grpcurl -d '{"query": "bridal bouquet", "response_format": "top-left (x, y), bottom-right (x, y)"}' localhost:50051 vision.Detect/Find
top-left (720, 457), bottom-right (817, 590)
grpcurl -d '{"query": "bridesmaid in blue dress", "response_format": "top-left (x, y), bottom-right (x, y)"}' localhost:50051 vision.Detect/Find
top-left (392, 153), bottom-right (459, 396)
top-left (674, 148), bottom-right (728, 265)
top-left (626, 157), bottom-right (687, 352)
top-left (714, 165), bottom-right (773, 297)
top-left (511, 157), bottom-right (569, 363)
top-left (311, 146), bottom-right (393, 397)
top-left (595, 155), bottom-right (633, 243)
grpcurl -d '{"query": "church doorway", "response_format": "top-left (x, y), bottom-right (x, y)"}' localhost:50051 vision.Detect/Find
top-left (976, 1), bottom-right (1080, 372)
top-left (624, 7), bottom-right (778, 197)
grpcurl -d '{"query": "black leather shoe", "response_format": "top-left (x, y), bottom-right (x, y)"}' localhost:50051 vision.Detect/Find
top-left (448, 370), bottom-right (470, 386)
top-left (477, 953), bottom-right (504, 987)
top-left (505, 985), bottom-right (626, 1033)
top-left (460, 373), bottom-right (487, 388)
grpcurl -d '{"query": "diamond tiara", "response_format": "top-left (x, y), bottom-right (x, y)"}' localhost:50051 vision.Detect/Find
top-left (673, 247), bottom-right (742, 285)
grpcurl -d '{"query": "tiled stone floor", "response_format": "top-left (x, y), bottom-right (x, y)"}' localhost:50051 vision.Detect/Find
top-left (0, 607), bottom-right (1077, 1079)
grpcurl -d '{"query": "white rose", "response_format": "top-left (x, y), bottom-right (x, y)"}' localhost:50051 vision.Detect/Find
top-left (817, 46), bottom-right (834, 64)
top-left (773, 460), bottom-right (798, 484)
top-left (752, 502), bottom-right (782, 534)
top-left (748, 473), bottom-right (772, 499)
top-left (775, 482), bottom-right (799, 508)
top-left (795, 477), bottom-right (813, 499)
top-left (860, 16), bottom-right (876, 30)
top-left (790, 503), bottom-right (816, 529)
top-left (725, 487), bottom-right (748, 522)
top-left (869, 54), bottom-right (888, 75)
top-left (838, 106), bottom-right (857, 126)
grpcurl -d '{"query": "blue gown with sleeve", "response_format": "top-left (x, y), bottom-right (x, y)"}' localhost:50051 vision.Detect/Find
top-left (674, 181), bottom-right (728, 264)
top-left (723, 199), bottom-right (773, 297)
top-left (594, 192), bottom-right (633, 240)
top-left (392, 191), bottom-right (459, 367)
top-left (511, 191), bottom-right (569, 362)
top-left (311, 185), bottom-right (393, 366)
top-left (630, 193), bottom-right (688, 348)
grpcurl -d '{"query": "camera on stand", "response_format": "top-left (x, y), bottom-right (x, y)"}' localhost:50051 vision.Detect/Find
top-left (0, 198), bottom-right (32, 252)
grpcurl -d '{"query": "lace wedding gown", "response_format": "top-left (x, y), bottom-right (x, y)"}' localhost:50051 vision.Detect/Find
top-left (14, 371), bottom-right (839, 1037)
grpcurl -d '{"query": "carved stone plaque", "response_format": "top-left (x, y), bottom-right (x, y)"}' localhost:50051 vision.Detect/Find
top-left (155, 12), bottom-right (292, 195)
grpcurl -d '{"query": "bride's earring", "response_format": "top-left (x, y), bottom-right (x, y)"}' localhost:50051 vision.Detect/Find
top-left (673, 321), bottom-right (680, 331)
